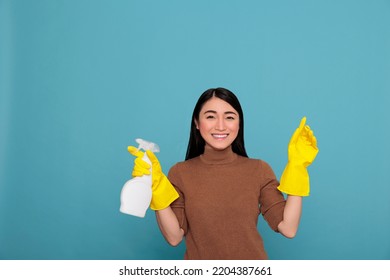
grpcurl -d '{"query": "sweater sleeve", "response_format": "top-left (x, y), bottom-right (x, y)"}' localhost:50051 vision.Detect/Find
top-left (258, 161), bottom-right (286, 232)
top-left (167, 164), bottom-right (189, 235)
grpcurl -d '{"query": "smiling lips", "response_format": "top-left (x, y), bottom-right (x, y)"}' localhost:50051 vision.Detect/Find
top-left (212, 133), bottom-right (229, 139)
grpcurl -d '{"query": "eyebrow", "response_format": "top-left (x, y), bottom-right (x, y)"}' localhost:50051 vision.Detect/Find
top-left (203, 110), bottom-right (238, 115)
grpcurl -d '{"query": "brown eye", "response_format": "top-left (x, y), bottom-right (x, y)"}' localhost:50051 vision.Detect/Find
top-left (226, 115), bottom-right (236, 120)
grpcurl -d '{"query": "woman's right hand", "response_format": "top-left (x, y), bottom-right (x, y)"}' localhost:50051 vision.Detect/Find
top-left (127, 146), bottom-right (179, 210)
top-left (127, 146), bottom-right (151, 177)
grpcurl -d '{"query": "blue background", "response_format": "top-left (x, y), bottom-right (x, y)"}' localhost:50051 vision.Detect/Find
top-left (1, 0), bottom-right (389, 260)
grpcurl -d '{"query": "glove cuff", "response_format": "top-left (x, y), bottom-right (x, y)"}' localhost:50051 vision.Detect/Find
top-left (150, 175), bottom-right (180, 210)
top-left (277, 163), bottom-right (310, 196)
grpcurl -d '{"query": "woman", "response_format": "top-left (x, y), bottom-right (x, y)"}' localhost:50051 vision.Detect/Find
top-left (128, 87), bottom-right (318, 259)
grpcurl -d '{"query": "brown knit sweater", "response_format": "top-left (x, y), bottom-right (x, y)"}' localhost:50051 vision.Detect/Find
top-left (168, 146), bottom-right (286, 260)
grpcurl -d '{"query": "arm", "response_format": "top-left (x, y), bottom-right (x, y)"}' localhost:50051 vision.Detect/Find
top-left (155, 207), bottom-right (184, 246)
top-left (276, 117), bottom-right (318, 238)
top-left (127, 147), bottom-right (183, 245)
top-left (277, 195), bottom-right (302, 238)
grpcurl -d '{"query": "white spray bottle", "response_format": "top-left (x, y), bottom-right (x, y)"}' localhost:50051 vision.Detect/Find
top-left (120, 138), bottom-right (160, 218)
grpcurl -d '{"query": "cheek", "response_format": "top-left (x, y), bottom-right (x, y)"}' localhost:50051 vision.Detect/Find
top-left (227, 122), bottom-right (240, 133)
top-left (198, 122), bottom-right (211, 134)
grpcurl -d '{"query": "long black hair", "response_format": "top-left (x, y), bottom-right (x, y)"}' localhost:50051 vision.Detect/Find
top-left (185, 87), bottom-right (248, 160)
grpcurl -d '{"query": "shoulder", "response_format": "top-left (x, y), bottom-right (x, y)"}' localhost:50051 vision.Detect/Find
top-left (236, 155), bottom-right (268, 167)
top-left (237, 155), bottom-right (276, 176)
top-left (168, 157), bottom-right (201, 180)
top-left (169, 157), bottom-right (200, 171)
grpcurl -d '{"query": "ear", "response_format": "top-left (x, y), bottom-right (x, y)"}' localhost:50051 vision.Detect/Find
top-left (194, 119), bottom-right (199, 130)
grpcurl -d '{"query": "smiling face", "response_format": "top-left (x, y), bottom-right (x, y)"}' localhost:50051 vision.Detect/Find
top-left (195, 97), bottom-right (240, 151)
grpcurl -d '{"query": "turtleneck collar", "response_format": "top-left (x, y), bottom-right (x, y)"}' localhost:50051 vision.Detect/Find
top-left (199, 145), bottom-right (238, 165)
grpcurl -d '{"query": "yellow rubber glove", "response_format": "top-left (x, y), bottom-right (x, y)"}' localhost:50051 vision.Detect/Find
top-left (128, 146), bottom-right (179, 210)
top-left (277, 117), bottom-right (319, 196)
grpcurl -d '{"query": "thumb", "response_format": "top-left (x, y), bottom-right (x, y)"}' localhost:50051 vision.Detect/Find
top-left (146, 150), bottom-right (163, 173)
top-left (290, 116), bottom-right (306, 144)
top-left (145, 150), bottom-right (159, 166)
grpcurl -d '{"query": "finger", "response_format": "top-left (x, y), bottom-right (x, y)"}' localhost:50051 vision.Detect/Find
top-left (132, 169), bottom-right (150, 177)
top-left (312, 135), bottom-right (318, 149)
top-left (134, 157), bottom-right (151, 170)
top-left (301, 126), bottom-right (313, 144)
top-left (302, 125), bottom-right (311, 139)
top-left (290, 117), bottom-right (306, 144)
top-left (133, 164), bottom-right (151, 176)
top-left (146, 150), bottom-right (163, 172)
top-left (299, 116), bottom-right (307, 131)
top-left (304, 126), bottom-right (318, 148)
top-left (128, 146), bottom-right (144, 157)
top-left (305, 126), bottom-right (316, 140)
top-left (146, 150), bottom-right (159, 165)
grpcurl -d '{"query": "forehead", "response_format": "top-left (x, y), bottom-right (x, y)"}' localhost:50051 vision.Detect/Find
top-left (200, 97), bottom-right (237, 113)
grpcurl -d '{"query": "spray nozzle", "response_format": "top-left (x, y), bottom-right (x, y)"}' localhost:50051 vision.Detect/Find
top-left (135, 138), bottom-right (160, 153)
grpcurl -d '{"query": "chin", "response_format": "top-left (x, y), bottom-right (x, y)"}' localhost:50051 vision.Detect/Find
top-left (207, 142), bottom-right (233, 151)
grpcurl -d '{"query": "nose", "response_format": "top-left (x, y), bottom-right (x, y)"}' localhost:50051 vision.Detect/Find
top-left (215, 118), bottom-right (226, 131)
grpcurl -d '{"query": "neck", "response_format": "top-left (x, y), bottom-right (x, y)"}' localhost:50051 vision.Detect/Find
top-left (200, 145), bottom-right (237, 165)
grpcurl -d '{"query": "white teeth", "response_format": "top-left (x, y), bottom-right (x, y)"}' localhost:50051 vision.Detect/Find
top-left (212, 134), bottom-right (228, 139)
